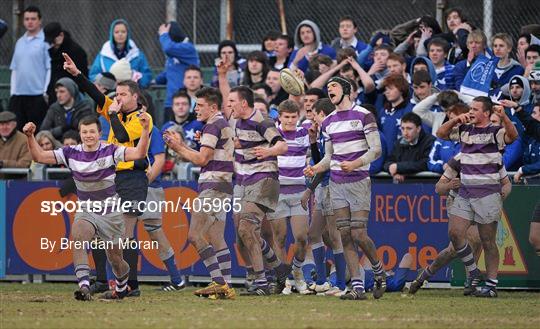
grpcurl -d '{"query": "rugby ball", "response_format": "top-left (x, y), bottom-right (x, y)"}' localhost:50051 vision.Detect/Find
top-left (279, 68), bottom-right (305, 96)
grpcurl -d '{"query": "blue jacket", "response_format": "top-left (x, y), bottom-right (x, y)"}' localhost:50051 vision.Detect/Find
top-left (503, 137), bottom-right (523, 171)
top-left (155, 33), bottom-right (199, 108)
top-left (148, 127), bottom-right (166, 188)
top-left (522, 138), bottom-right (540, 176)
top-left (427, 138), bottom-right (461, 173)
top-left (288, 19), bottom-right (336, 73)
top-left (377, 99), bottom-right (413, 154)
top-left (89, 19), bottom-right (153, 88)
top-left (435, 62), bottom-right (455, 91)
top-left (452, 59), bottom-right (468, 91)
top-left (289, 43), bottom-right (336, 73)
top-left (410, 56), bottom-right (437, 84)
top-left (161, 113), bottom-right (204, 150)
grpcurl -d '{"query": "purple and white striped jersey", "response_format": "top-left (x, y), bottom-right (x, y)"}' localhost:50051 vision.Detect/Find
top-left (235, 110), bottom-right (284, 186)
top-left (277, 125), bottom-right (310, 194)
top-left (453, 123), bottom-right (506, 198)
top-left (199, 112), bottom-right (235, 194)
top-left (53, 143), bottom-right (126, 202)
top-left (300, 118), bottom-right (313, 131)
top-left (321, 105), bottom-right (378, 184)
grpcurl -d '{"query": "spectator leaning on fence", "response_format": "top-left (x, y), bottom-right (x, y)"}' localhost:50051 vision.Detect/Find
top-left (44, 22), bottom-right (88, 105)
top-left (40, 77), bottom-right (94, 140)
top-left (89, 19), bottom-right (153, 88)
top-left (0, 111), bottom-right (31, 169)
top-left (383, 112), bottom-right (435, 182)
top-left (9, 5), bottom-right (51, 131)
top-left (155, 21), bottom-right (200, 123)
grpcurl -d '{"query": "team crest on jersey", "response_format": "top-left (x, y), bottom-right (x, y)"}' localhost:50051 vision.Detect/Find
top-left (96, 158), bottom-right (106, 167)
top-left (296, 136), bottom-right (306, 144)
top-left (247, 132), bottom-right (259, 140)
top-left (350, 120), bottom-right (359, 128)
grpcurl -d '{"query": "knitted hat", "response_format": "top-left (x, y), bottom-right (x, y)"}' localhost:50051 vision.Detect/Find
top-left (109, 59), bottom-right (132, 82)
top-left (169, 21), bottom-right (186, 42)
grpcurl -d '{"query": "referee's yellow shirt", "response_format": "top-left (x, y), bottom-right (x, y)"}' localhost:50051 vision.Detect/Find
top-left (97, 97), bottom-right (153, 171)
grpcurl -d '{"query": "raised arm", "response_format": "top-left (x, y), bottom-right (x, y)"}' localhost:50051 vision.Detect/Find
top-left (63, 53), bottom-right (107, 109)
top-left (493, 105), bottom-right (518, 144)
top-left (124, 112), bottom-right (151, 161)
top-left (436, 113), bottom-right (468, 140)
top-left (22, 123), bottom-right (58, 165)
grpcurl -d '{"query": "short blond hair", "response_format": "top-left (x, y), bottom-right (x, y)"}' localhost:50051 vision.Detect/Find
top-left (491, 32), bottom-right (513, 49)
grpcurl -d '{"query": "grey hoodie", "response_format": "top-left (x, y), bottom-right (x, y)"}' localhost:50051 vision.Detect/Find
top-left (294, 20), bottom-right (321, 49)
top-left (54, 77), bottom-right (80, 100)
top-left (500, 74), bottom-right (532, 106)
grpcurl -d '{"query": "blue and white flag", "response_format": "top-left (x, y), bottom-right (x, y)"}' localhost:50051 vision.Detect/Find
top-left (460, 54), bottom-right (499, 97)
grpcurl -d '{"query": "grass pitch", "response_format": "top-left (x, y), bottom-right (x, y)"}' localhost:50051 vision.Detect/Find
top-left (1, 283), bottom-right (539, 328)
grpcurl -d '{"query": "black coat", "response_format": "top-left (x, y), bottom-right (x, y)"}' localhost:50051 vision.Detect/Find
top-left (383, 130), bottom-right (435, 174)
top-left (47, 32), bottom-right (88, 104)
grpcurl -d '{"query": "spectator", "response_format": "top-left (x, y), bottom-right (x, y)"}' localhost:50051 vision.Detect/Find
top-left (514, 102), bottom-right (540, 183)
top-left (270, 34), bottom-right (293, 70)
top-left (357, 31), bottom-right (393, 71)
top-left (491, 33), bottom-right (524, 96)
top-left (444, 7), bottom-right (473, 64)
top-left (242, 51), bottom-right (270, 88)
top-left (9, 5), bottom-right (50, 130)
top-left (386, 53), bottom-right (409, 82)
top-left (453, 30), bottom-right (489, 90)
top-left (330, 16), bottom-right (368, 57)
top-left (529, 61), bottom-right (540, 103)
top-left (427, 103), bottom-right (467, 173)
top-left (254, 97), bottom-right (271, 119)
top-left (252, 83), bottom-right (278, 120)
top-left (367, 44), bottom-right (392, 89)
top-left (288, 20), bottom-right (336, 73)
top-left (427, 38), bottom-right (455, 90)
top-left (155, 22), bottom-right (200, 124)
top-left (524, 45), bottom-right (540, 78)
top-left (262, 30), bottom-right (281, 59)
top-left (89, 19), bottom-right (152, 88)
top-left (489, 111), bottom-right (523, 171)
top-left (181, 65), bottom-right (204, 112)
top-left (414, 90), bottom-right (472, 136)
top-left (0, 111), bottom-right (31, 169)
top-left (410, 68), bottom-right (439, 107)
top-left (265, 69), bottom-right (289, 107)
top-left (62, 130), bottom-right (79, 146)
top-left (0, 18), bottom-right (7, 39)
top-left (40, 77), bottom-right (94, 140)
top-left (161, 90), bottom-right (203, 150)
top-left (499, 75), bottom-right (531, 139)
top-left (300, 88), bottom-right (326, 130)
top-left (30, 130), bottom-right (63, 179)
top-left (383, 112), bottom-right (435, 182)
top-left (378, 74), bottom-right (413, 153)
top-left (517, 33), bottom-right (533, 69)
top-left (211, 40), bottom-right (245, 88)
top-left (410, 56), bottom-right (438, 91)
top-left (44, 22), bottom-right (88, 104)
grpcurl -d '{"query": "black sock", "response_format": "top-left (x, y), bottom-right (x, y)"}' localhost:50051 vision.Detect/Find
top-left (91, 247), bottom-right (108, 283)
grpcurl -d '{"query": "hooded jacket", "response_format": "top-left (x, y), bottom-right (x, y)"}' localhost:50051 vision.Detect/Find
top-left (47, 30), bottom-right (88, 104)
top-left (410, 56), bottom-right (437, 86)
top-left (500, 75), bottom-right (532, 139)
top-left (40, 77), bottom-right (94, 139)
top-left (288, 20), bottom-right (336, 72)
top-left (155, 22), bottom-right (200, 108)
top-left (89, 19), bottom-right (152, 87)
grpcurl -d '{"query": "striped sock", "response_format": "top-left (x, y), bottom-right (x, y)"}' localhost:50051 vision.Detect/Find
top-left (371, 260), bottom-right (384, 276)
top-left (216, 248), bottom-right (232, 284)
top-left (333, 250), bottom-right (347, 290)
top-left (114, 268), bottom-right (129, 294)
top-left (456, 243), bottom-right (481, 277)
top-left (261, 239), bottom-right (281, 268)
top-left (292, 256), bottom-right (304, 272)
top-left (351, 277), bottom-right (365, 292)
top-left (254, 270), bottom-right (268, 288)
top-left (311, 242), bottom-right (326, 285)
top-left (161, 248), bottom-right (182, 285)
top-left (486, 278), bottom-right (498, 288)
top-left (419, 267), bottom-right (434, 282)
top-left (199, 246), bottom-right (226, 285)
top-left (75, 264), bottom-right (90, 288)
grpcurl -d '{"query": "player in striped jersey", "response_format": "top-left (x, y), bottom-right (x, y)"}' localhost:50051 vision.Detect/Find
top-left (436, 96), bottom-right (518, 297)
top-left (305, 77), bottom-right (385, 300)
top-left (228, 86), bottom-right (291, 296)
top-left (164, 87), bottom-right (236, 300)
top-left (267, 100), bottom-right (311, 294)
top-left (23, 114), bottom-right (151, 301)
top-left (409, 154), bottom-right (512, 295)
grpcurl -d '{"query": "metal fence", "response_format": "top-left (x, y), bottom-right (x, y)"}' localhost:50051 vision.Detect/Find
top-left (1, 0), bottom-right (539, 68)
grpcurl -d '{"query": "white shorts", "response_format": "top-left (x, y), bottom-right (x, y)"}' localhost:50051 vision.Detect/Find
top-left (330, 179), bottom-right (371, 212)
top-left (314, 185), bottom-right (334, 216)
top-left (449, 193), bottom-right (502, 224)
top-left (267, 191), bottom-right (308, 220)
top-left (75, 210), bottom-right (124, 243)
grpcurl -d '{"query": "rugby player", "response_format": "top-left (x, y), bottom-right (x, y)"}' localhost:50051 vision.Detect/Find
top-left (164, 87), bottom-right (236, 299)
top-left (305, 77), bottom-right (385, 300)
top-left (436, 97), bottom-right (518, 297)
top-left (23, 113), bottom-right (151, 300)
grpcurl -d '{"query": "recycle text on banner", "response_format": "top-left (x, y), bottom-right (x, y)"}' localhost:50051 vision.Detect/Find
top-left (460, 55), bottom-right (500, 97)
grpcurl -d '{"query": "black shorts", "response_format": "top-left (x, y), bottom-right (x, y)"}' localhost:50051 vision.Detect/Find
top-left (115, 170), bottom-right (148, 216)
top-left (532, 201), bottom-right (540, 223)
